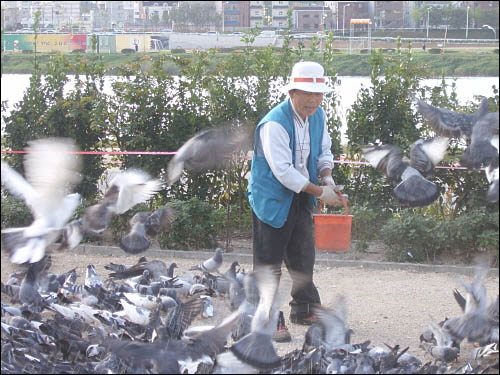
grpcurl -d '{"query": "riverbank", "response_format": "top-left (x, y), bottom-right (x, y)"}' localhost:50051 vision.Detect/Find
top-left (1, 49), bottom-right (498, 77)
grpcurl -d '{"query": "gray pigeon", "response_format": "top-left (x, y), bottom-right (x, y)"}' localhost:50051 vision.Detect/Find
top-left (417, 98), bottom-right (498, 168)
top-left (1, 138), bottom-right (82, 264)
top-left (190, 248), bottom-right (223, 274)
top-left (119, 212), bottom-right (152, 254)
top-left (362, 137), bottom-right (448, 207)
top-left (443, 261), bottom-right (499, 346)
top-left (420, 319), bottom-right (459, 362)
top-left (417, 98), bottom-right (499, 202)
top-left (230, 266), bottom-right (282, 370)
top-left (145, 206), bottom-right (176, 237)
top-left (311, 294), bottom-right (351, 351)
top-left (167, 126), bottom-right (250, 185)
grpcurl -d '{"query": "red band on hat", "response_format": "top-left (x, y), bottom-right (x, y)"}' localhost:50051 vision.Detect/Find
top-left (293, 77), bottom-right (325, 83)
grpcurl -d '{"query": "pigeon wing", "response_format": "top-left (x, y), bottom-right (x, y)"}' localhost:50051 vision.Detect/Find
top-left (417, 100), bottom-right (476, 138)
top-left (410, 137), bottom-right (449, 176)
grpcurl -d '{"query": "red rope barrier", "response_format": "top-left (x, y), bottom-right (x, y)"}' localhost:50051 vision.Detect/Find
top-left (0, 149), bottom-right (482, 170)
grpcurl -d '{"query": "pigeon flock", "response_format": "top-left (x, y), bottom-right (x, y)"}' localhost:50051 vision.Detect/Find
top-left (1, 251), bottom-right (498, 374)
top-left (362, 98), bottom-right (499, 207)
top-left (1, 110), bottom-right (498, 373)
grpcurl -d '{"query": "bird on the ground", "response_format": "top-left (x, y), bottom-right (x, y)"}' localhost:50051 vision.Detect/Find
top-left (190, 247), bottom-right (223, 274)
top-left (420, 319), bottom-right (460, 362)
top-left (361, 136), bottom-right (448, 207)
top-left (1, 138), bottom-right (82, 263)
top-left (108, 259), bottom-right (169, 282)
top-left (167, 126), bottom-right (250, 186)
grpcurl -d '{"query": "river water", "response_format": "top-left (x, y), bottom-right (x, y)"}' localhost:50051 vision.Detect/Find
top-left (1, 74), bottom-right (498, 142)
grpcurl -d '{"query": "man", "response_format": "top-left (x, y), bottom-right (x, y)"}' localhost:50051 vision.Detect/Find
top-left (247, 61), bottom-right (343, 340)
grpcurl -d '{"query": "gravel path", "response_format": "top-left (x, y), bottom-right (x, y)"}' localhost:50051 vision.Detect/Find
top-left (2, 247), bottom-right (498, 366)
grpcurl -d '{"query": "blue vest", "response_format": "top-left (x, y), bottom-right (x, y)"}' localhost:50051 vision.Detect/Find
top-left (247, 99), bottom-right (325, 228)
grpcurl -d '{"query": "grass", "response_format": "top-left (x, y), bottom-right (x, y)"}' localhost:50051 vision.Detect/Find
top-left (1, 48), bottom-right (498, 77)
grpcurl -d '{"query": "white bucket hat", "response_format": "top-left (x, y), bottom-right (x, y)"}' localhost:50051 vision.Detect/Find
top-left (282, 61), bottom-right (333, 93)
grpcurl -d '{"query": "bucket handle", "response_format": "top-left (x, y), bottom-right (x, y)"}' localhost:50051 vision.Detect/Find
top-left (319, 192), bottom-right (349, 216)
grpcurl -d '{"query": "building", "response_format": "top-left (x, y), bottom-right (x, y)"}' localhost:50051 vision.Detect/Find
top-left (216, 1), bottom-right (250, 31)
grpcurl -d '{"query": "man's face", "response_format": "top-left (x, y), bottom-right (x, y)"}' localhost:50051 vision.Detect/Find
top-left (289, 89), bottom-right (324, 120)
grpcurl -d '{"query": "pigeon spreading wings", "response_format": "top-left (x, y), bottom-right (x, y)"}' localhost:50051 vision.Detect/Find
top-left (57, 169), bottom-right (163, 252)
top-left (361, 137), bottom-right (448, 207)
top-left (417, 98), bottom-right (499, 202)
top-left (1, 138), bottom-right (82, 264)
top-left (167, 126), bottom-right (250, 186)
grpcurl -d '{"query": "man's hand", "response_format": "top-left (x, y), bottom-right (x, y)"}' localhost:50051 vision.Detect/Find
top-left (318, 185), bottom-right (343, 206)
top-left (322, 175), bottom-right (344, 193)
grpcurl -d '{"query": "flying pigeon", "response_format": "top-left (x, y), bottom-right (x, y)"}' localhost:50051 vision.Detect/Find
top-left (1, 138), bottom-right (82, 263)
top-left (190, 247), bottom-right (223, 274)
top-left (417, 98), bottom-right (499, 202)
top-left (310, 294), bottom-right (352, 351)
top-left (443, 261), bottom-right (499, 346)
top-left (80, 169), bottom-right (162, 235)
top-left (230, 266), bottom-right (282, 370)
top-left (361, 136), bottom-right (448, 207)
top-left (119, 212), bottom-right (152, 254)
top-left (167, 126), bottom-right (250, 185)
top-left (145, 206), bottom-right (176, 237)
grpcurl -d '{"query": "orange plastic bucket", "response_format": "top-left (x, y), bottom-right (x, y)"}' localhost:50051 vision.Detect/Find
top-left (313, 194), bottom-right (352, 252)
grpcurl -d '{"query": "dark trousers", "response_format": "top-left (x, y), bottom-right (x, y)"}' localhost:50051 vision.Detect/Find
top-left (252, 192), bottom-right (321, 316)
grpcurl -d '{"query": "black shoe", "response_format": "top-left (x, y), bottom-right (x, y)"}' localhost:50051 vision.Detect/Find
top-left (273, 311), bottom-right (292, 342)
top-left (290, 313), bottom-right (318, 326)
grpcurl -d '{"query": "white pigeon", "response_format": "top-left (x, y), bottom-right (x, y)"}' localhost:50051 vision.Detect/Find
top-left (81, 169), bottom-right (162, 234)
top-left (1, 138), bottom-right (82, 264)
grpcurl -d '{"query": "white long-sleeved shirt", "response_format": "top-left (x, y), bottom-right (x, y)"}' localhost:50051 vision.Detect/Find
top-left (260, 101), bottom-right (334, 193)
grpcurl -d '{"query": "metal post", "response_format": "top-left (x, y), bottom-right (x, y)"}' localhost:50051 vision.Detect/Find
top-left (466, 6), bottom-right (469, 39)
top-left (426, 8), bottom-right (429, 39)
top-left (336, 3), bottom-right (338, 31)
top-left (342, 4), bottom-right (350, 37)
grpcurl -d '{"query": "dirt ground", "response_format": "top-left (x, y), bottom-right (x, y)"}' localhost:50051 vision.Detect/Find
top-left (1, 239), bottom-right (498, 368)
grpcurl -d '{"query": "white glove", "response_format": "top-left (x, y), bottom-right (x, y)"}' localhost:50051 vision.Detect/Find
top-left (322, 176), bottom-right (345, 193)
top-left (318, 185), bottom-right (342, 206)
top-left (322, 175), bottom-right (335, 186)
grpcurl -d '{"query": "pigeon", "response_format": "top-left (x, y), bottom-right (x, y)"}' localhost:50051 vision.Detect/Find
top-left (190, 247), bottom-right (223, 274)
top-left (310, 294), bottom-right (351, 351)
top-left (18, 262), bottom-right (45, 311)
top-left (420, 319), bottom-right (459, 362)
top-left (167, 126), bottom-right (250, 185)
top-left (417, 98), bottom-right (498, 167)
top-left (80, 169), bottom-right (162, 235)
top-left (108, 259), bottom-right (168, 281)
top-left (119, 212), bottom-right (152, 254)
top-left (417, 98), bottom-right (499, 202)
top-left (1, 138), bottom-right (82, 263)
top-left (443, 261), bottom-right (499, 346)
top-left (57, 219), bottom-right (84, 251)
top-left (230, 266), bottom-right (282, 370)
top-left (361, 137), bottom-right (448, 207)
top-left (84, 265), bottom-right (103, 289)
top-left (145, 206), bottom-right (176, 237)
